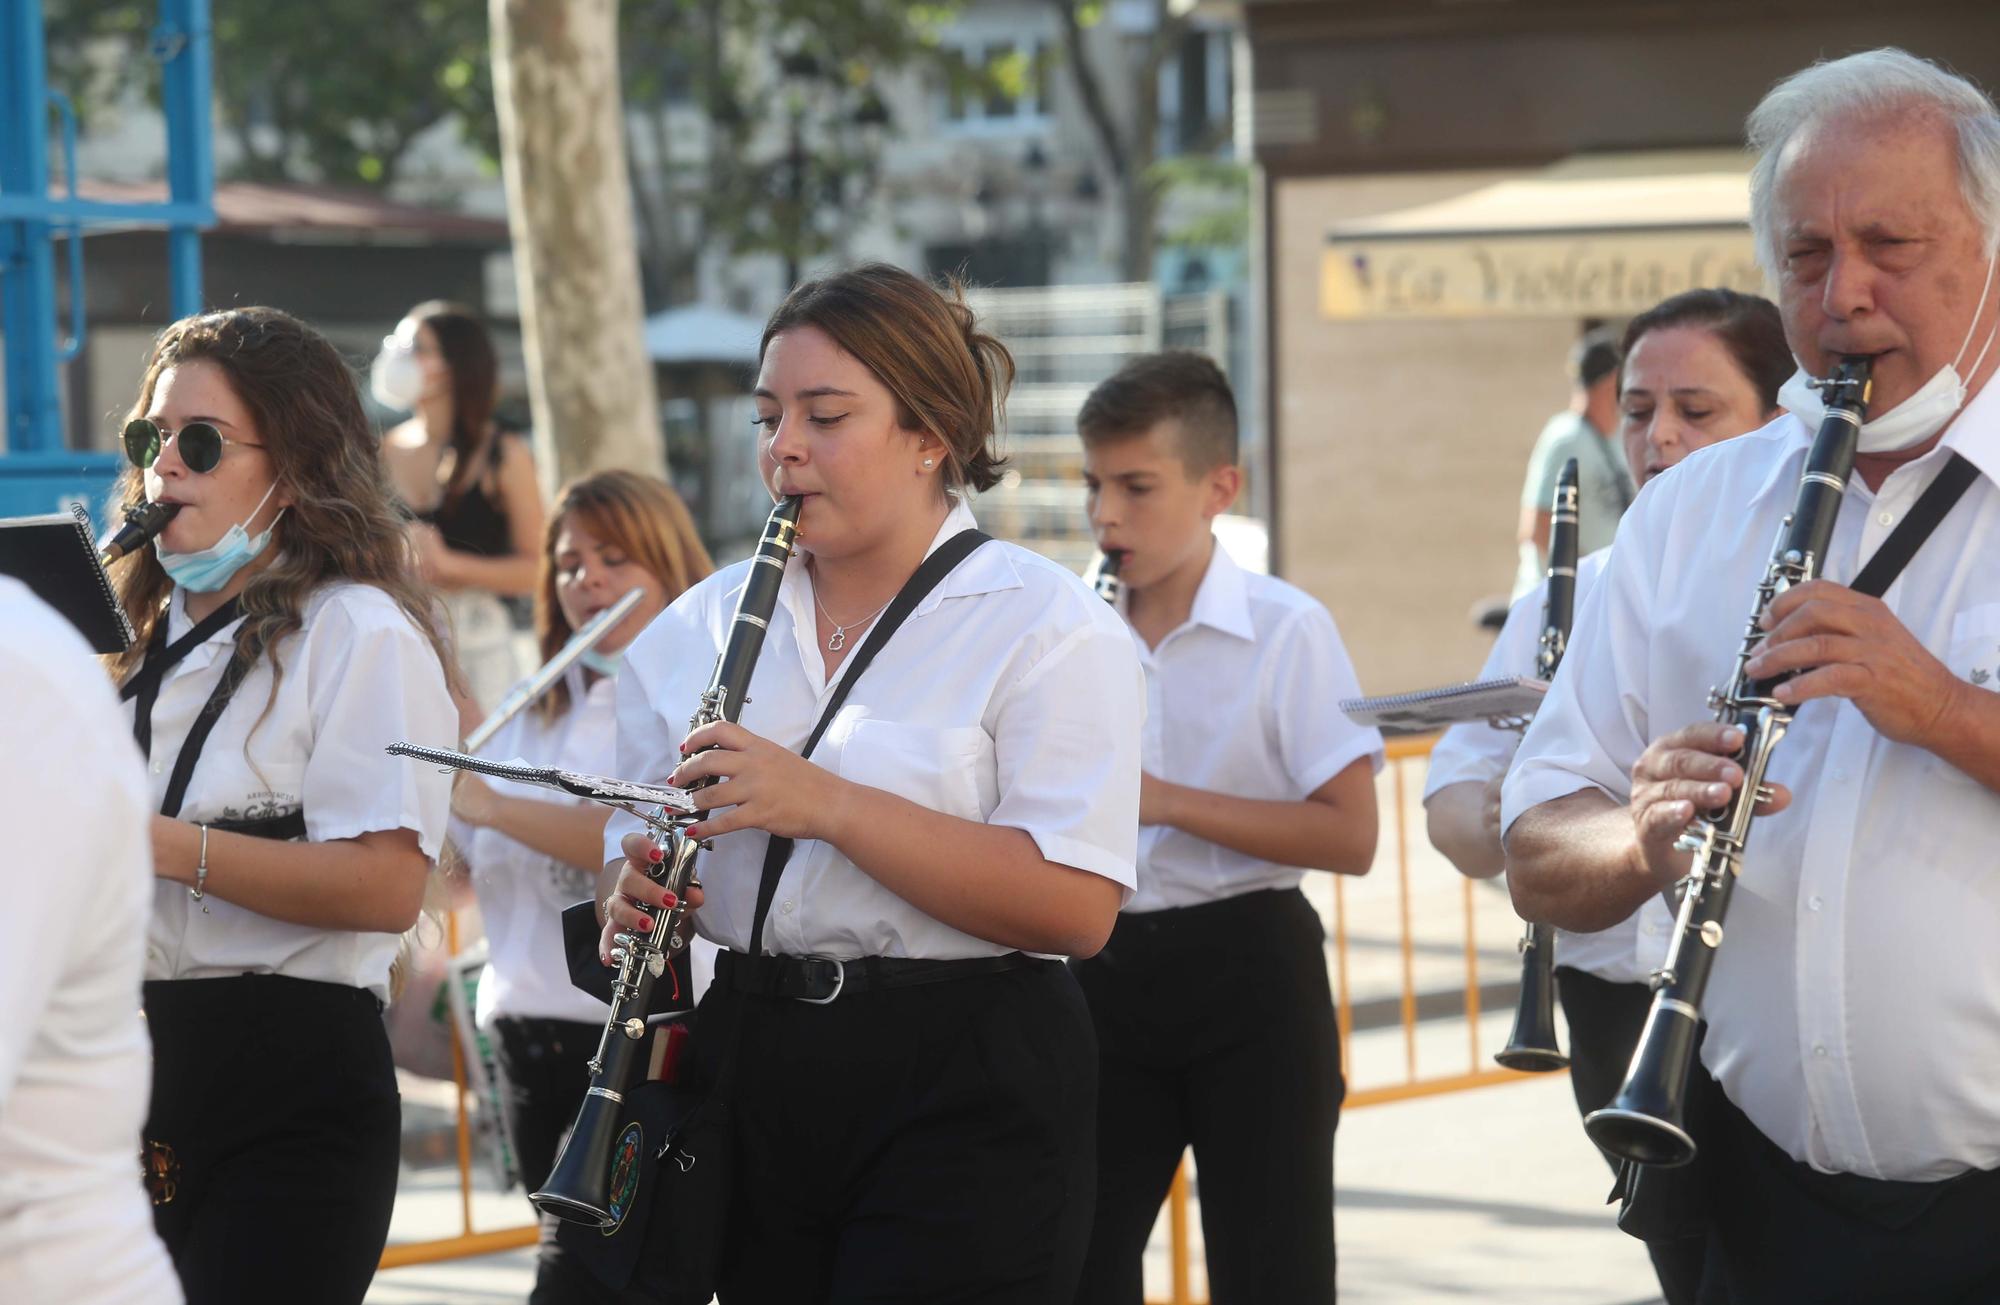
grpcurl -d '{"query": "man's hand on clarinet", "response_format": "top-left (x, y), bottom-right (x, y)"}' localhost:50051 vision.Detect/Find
top-left (597, 830), bottom-right (705, 965)
top-left (1626, 723), bottom-right (1793, 888)
top-left (1744, 579), bottom-right (1966, 747)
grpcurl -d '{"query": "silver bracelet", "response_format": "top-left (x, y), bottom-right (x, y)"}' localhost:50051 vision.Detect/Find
top-left (191, 824), bottom-right (211, 913)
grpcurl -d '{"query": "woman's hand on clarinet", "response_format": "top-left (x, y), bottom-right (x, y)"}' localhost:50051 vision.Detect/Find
top-left (598, 831), bottom-right (705, 965)
top-left (1626, 722), bottom-right (1792, 887)
top-left (667, 720), bottom-right (854, 843)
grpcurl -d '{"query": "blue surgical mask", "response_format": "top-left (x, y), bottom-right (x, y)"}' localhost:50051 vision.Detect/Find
top-left (157, 482), bottom-right (285, 593)
top-left (579, 647), bottom-right (624, 677)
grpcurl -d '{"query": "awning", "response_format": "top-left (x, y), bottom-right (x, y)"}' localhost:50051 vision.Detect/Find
top-left (642, 304), bottom-right (766, 365)
top-left (1321, 151), bottom-right (1766, 320)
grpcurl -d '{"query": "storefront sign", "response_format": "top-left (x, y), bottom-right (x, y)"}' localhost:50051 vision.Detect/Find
top-left (1321, 228), bottom-right (1764, 319)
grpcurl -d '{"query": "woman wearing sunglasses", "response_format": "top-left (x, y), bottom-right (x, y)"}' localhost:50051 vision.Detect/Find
top-left (105, 307), bottom-right (459, 1305)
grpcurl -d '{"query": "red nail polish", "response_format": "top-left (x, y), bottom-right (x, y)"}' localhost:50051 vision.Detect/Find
top-left (636, 913), bottom-right (653, 930)
top-left (648, 846), bottom-right (665, 863)
top-left (662, 891), bottom-right (678, 909)
top-left (679, 742), bottom-right (689, 754)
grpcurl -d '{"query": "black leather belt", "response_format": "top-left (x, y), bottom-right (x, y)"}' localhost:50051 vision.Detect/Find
top-left (714, 949), bottom-right (1044, 1004)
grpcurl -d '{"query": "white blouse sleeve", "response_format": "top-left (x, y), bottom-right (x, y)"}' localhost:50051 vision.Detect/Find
top-left (1423, 584), bottom-right (1544, 799)
top-left (1265, 604), bottom-right (1386, 795)
top-left (1502, 510), bottom-right (1663, 834)
top-left (986, 616), bottom-right (1145, 896)
top-left (301, 588), bottom-right (458, 860)
top-left (603, 596), bottom-right (709, 866)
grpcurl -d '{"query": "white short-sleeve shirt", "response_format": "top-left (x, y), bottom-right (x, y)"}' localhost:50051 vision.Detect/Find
top-left (1503, 392), bottom-right (2000, 1182)
top-left (127, 582), bottom-right (457, 1003)
top-left (1122, 540), bottom-right (1384, 913)
top-left (458, 666), bottom-right (717, 1024)
top-left (1423, 549), bottom-right (1674, 983)
top-left (0, 579), bottom-right (182, 1304)
top-left (604, 500), bottom-right (1145, 960)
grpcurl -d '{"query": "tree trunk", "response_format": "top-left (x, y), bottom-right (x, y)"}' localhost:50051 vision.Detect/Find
top-left (489, 0), bottom-right (662, 490)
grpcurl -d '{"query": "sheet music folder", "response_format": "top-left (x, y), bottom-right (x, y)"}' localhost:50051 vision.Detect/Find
top-left (0, 507), bottom-right (134, 654)
top-left (1340, 676), bottom-right (1547, 732)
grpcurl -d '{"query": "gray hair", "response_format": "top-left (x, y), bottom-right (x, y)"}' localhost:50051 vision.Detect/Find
top-left (1747, 47), bottom-right (2000, 272)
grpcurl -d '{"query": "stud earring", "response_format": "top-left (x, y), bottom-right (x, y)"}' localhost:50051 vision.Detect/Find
top-left (923, 457), bottom-right (935, 469)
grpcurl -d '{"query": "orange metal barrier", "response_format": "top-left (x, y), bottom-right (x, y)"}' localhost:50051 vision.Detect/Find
top-left (1143, 735), bottom-right (1553, 1305)
top-left (377, 909), bottom-right (539, 1270)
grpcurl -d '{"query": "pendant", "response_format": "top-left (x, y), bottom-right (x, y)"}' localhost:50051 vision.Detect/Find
top-left (827, 626), bottom-right (847, 651)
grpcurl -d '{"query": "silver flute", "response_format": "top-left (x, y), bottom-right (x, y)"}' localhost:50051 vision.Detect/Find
top-left (464, 586), bottom-right (646, 751)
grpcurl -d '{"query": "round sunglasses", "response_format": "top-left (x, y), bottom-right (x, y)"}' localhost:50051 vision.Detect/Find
top-left (122, 418), bottom-right (265, 474)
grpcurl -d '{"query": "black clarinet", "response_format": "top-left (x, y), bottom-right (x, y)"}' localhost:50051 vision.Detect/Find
top-left (99, 500), bottom-right (182, 564)
top-left (533, 494), bottom-right (802, 1226)
top-left (1585, 356), bottom-right (1871, 1166)
top-left (1494, 457), bottom-right (1580, 1072)
top-left (1091, 550), bottom-right (1124, 605)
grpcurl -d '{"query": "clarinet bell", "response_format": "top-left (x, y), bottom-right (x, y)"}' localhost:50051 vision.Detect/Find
top-left (532, 1092), bottom-right (624, 1226)
top-left (1583, 997), bottom-right (1700, 1167)
top-left (1494, 923), bottom-right (1568, 1072)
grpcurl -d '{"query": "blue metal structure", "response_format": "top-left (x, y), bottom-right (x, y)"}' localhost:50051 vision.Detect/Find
top-left (0, 0), bottom-right (213, 518)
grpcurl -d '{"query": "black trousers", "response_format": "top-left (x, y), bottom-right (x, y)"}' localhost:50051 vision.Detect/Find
top-left (706, 956), bottom-right (1098, 1304)
top-left (1694, 1076), bottom-right (2000, 1305)
top-left (1070, 887), bottom-right (1341, 1305)
top-left (143, 974), bottom-right (400, 1305)
top-left (493, 1015), bottom-right (654, 1305)
top-left (1555, 966), bottom-right (1707, 1305)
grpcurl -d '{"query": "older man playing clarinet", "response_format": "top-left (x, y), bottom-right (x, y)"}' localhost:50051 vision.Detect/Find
top-left (1502, 48), bottom-right (2000, 1304)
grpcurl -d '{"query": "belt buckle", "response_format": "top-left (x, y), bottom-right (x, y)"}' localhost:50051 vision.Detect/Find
top-left (797, 956), bottom-right (845, 1004)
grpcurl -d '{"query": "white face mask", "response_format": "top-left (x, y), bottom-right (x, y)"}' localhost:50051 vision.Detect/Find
top-left (1780, 255), bottom-right (2000, 454)
top-left (370, 338), bottom-right (426, 411)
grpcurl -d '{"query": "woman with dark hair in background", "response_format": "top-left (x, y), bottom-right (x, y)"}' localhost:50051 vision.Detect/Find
top-left (375, 299), bottom-right (546, 713)
top-left (106, 306), bottom-right (458, 1303)
top-left (451, 470), bottom-right (713, 1303)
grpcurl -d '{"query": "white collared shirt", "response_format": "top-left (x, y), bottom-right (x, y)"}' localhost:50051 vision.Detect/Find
top-left (1424, 550), bottom-right (1675, 984)
top-left (127, 582), bottom-right (457, 1003)
top-left (0, 580), bottom-right (181, 1304)
top-left (1503, 387), bottom-right (2000, 1182)
top-left (459, 667), bottom-right (619, 1026)
top-left (605, 501), bottom-right (1144, 960)
top-left (1121, 540), bottom-right (1383, 914)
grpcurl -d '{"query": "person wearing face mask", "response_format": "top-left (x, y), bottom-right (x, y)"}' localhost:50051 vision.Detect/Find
top-left (1423, 287), bottom-right (1791, 1305)
top-left (1504, 50), bottom-right (2000, 1303)
top-left (447, 471), bottom-right (712, 1304)
top-left (374, 301), bottom-right (546, 719)
top-left (103, 308), bottom-right (458, 1304)
top-left (596, 264), bottom-right (1143, 1304)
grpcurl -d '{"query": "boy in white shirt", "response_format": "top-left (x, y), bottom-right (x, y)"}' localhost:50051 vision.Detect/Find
top-left (1069, 352), bottom-right (1384, 1304)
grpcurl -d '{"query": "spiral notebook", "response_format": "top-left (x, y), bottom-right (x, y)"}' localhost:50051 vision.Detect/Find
top-left (1340, 676), bottom-right (1548, 732)
top-left (0, 506), bottom-right (134, 653)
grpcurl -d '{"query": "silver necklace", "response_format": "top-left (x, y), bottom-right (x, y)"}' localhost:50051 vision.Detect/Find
top-left (811, 583), bottom-right (893, 652)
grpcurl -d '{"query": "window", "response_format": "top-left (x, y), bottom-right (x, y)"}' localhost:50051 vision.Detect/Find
top-left (942, 37), bottom-right (1052, 136)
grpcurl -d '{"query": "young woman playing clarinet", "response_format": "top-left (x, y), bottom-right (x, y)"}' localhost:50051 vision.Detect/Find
top-left (106, 307), bottom-right (459, 1304)
top-left (597, 263), bottom-right (1144, 1304)
top-left (450, 470), bottom-right (712, 1303)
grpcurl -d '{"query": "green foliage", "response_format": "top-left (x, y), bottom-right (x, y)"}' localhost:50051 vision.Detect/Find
top-left (46, 0), bottom-right (984, 293)
top-left (50, 1), bottom-right (491, 189)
